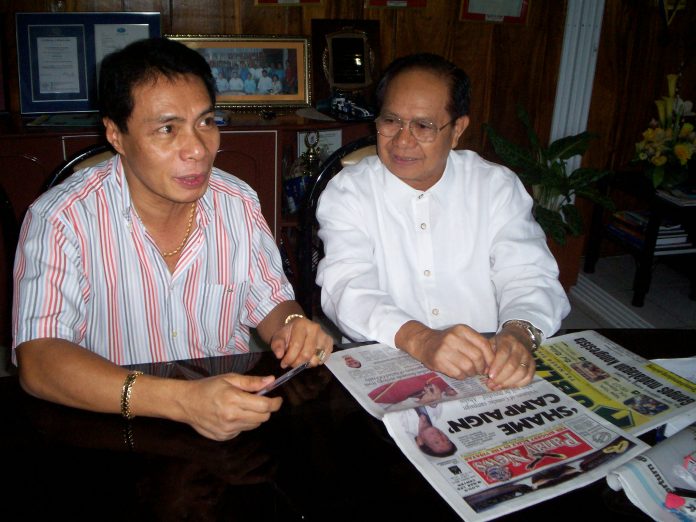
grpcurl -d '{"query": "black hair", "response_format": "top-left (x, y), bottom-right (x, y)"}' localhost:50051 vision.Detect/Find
top-left (99, 37), bottom-right (216, 132)
top-left (416, 436), bottom-right (457, 458)
top-left (375, 53), bottom-right (471, 119)
top-left (413, 407), bottom-right (457, 457)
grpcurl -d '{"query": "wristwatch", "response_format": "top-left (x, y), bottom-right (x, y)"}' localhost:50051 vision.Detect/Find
top-left (501, 320), bottom-right (543, 353)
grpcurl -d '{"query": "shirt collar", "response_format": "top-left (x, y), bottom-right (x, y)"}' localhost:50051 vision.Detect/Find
top-left (113, 153), bottom-right (213, 227)
top-left (113, 154), bottom-right (133, 223)
top-left (382, 151), bottom-right (455, 207)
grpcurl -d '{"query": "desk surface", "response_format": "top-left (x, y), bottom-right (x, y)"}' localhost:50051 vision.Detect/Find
top-left (2, 329), bottom-right (693, 521)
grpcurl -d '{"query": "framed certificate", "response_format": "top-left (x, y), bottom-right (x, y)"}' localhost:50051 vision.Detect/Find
top-left (16, 12), bottom-right (161, 114)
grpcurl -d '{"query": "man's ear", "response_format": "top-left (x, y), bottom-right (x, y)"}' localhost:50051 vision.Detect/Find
top-left (451, 115), bottom-right (470, 149)
top-left (103, 117), bottom-right (125, 155)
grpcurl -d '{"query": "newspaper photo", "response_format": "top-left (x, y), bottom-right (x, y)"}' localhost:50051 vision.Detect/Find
top-left (327, 344), bottom-right (493, 419)
top-left (607, 423), bottom-right (696, 521)
top-left (535, 330), bottom-right (696, 435)
top-left (326, 341), bottom-right (648, 521)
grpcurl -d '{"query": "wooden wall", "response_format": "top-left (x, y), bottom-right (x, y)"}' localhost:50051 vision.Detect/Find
top-left (1, 0), bottom-right (694, 187)
top-left (0, 0), bottom-right (564, 156)
top-left (589, 0), bottom-right (696, 177)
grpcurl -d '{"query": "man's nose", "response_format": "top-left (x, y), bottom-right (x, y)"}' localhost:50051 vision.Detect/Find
top-left (394, 122), bottom-right (417, 145)
top-left (181, 129), bottom-right (207, 159)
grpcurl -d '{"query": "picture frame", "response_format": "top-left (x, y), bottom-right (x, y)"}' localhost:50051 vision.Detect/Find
top-left (310, 19), bottom-right (380, 105)
top-left (255, 0), bottom-right (323, 5)
top-left (16, 12), bottom-right (161, 114)
top-left (459, 0), bottom-right (529, 24)
top-left (365, 0), bottom-right (427, 7)
top-left (167, 35), bottom-right (311, 111)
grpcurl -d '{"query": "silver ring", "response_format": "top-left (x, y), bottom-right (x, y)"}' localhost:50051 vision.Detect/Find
top-left (315, 349), bottom-right (327, 364)
top-left (519, 361), bottom-right (528, 368)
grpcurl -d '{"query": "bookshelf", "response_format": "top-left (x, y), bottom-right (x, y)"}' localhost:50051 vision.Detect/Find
top-left (585, 185), bottom-right (696, 307)
top-left (606, 209), bottom-right (696, 256)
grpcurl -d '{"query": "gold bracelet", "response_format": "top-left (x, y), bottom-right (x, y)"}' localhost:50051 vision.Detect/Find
top-left (120, 370), bottom-right (143, 420)
top-left (284, 313), bottom-right (305, 325)
top-left (122, 422), bottom-right (136, 452)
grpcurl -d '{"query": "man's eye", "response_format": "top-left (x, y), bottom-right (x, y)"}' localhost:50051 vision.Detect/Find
top-left (414, 121), bottom-right (433, 130)
top-left (381, 117), bottom-right (397, 125)
top-left (201, 116), bottom-right (215, 127)
top-left (158, 125), bottom-right (173, 134)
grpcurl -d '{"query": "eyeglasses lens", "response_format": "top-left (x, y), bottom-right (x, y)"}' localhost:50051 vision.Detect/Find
top-left (376, 117), bottom-right (438, 143)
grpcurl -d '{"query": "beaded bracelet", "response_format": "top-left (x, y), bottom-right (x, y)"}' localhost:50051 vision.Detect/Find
top-left (120, 370), bottom-right (143, 420)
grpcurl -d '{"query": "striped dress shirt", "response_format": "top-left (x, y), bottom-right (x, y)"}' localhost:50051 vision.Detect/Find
top-left (13, 155), bottom-right (294, 365)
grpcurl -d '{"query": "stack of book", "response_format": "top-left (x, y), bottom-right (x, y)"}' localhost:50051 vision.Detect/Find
top-left (606, 210), bottom-right (696, 255)
top-left (657, 187), bottom-right (696, 207)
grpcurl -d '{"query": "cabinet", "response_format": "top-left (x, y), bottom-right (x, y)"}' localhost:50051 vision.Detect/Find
top-left (0, 112), bottom-right (373, 346)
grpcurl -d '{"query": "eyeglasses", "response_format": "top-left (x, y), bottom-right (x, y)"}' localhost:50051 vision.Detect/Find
top-left (375, 115), bottom-right (456, 143)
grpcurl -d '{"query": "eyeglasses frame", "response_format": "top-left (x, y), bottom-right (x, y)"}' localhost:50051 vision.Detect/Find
top-left (374, 114), bottom-right (457, 143)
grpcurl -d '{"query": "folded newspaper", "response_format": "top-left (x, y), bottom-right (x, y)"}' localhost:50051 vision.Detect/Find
top-left (535, 330), bottom-right (696, 436)
top-left (607, 423), bottom-right (696, 521)
top-left (326, 336), bottom-right (650, 521)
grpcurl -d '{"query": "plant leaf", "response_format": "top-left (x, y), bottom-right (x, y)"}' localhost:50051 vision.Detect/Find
top-left (483, 124), bottom-right (539, 172)
top-left (561, 204), bottom-right (583, 236)
top-left (567, 167), bottom-right (611, 187)
top-left (547, 132), bottom-right (598, 161)
top-left (515, 105), bottom-right (541, 155)
top-left (519, 165), bottom-right (546, 187)
top-left (575, 188), bottom-right (615, 210)
top-left (533, 205), bottom-right (567, 244)
top-left (652, 166), bottom-right (665, 188)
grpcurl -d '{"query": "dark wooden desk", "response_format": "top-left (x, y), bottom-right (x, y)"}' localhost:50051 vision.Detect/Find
top-left (2, 329), bottom-right (693, 521)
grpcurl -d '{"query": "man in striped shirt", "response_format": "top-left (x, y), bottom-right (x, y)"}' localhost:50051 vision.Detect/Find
top-left (12, 38), bottom-right (333, 441)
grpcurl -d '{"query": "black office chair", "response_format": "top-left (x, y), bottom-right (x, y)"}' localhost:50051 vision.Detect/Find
top-left (0, 144), bottom-right (113, 356)
top-left (44, 143), bottom-right (114, 191)
top-left (297, 134), bottom-right (377, 319)
top-left (0, 182), bottom-right (19, 359)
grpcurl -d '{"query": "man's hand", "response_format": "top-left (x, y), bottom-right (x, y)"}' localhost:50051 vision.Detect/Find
top-left (269, 316), bottom-right (334, 369)
top-left (178, 374), bottom-right (282, 441)
top-left (417, 383), bottom-right (443, 405)
top-left (396, 321), bottom-right (495, 379)
top-left (486, 324), bottom-right (536, 390)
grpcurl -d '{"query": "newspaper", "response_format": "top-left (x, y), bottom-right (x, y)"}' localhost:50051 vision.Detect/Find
top-left (607, 423), bottom-right (696, 521)
top-left (652, 357), bottom-right (696, 437)
top-left (535, 330), bottom-right (696, 436)
top-left (327, 343), bottom-right (648, 521)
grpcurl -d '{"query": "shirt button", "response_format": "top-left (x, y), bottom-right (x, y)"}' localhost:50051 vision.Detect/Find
top-left (424, 270), bottom-right (431, 277)
top-left (432, 308), bottom-right (439, 316)
top-left (172, 330), bottom-right (178, 338)
top-left (420, 223), bottom-right (427, 230)
top-left (417, 194), bottom-right (424, 200)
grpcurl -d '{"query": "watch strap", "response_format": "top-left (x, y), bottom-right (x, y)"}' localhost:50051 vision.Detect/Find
top-left (501, 320), bottom-right (543, 353)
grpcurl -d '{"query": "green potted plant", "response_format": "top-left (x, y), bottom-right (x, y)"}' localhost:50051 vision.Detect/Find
top-left (483, 105), bottom-right (613, 245)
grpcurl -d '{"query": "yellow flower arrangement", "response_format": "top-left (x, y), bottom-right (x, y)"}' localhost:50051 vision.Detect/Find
top-left (635, 74), bottom-right (695, 188)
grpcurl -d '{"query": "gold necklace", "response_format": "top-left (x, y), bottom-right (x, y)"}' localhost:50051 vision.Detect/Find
top-left (161, 202), bottom-right (196, 258)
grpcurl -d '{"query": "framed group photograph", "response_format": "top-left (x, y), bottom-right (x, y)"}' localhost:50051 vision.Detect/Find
top-left (167, 35), bottom-right (311, 111)
top-left (16, 12), bottom-right (161, 114)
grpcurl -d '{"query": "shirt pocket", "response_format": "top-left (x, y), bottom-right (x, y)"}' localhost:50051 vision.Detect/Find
top-left (196, 281), bottom-right (249, 352)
